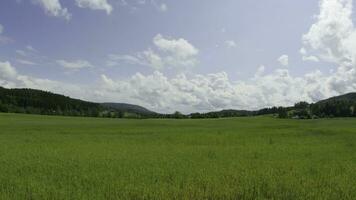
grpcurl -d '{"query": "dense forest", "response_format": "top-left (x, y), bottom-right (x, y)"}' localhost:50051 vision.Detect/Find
top-left (0, 87), bottom-right (154, 118)
top-left (0, 87), bottom-right (103, 117)
top-left (1, 86), bottom-right (356, 119)
top-left (279, 93), bottom-right (356, 119)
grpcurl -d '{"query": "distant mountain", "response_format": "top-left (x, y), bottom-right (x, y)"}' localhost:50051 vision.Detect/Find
top-left (101, 103), bottom-right (156, 115)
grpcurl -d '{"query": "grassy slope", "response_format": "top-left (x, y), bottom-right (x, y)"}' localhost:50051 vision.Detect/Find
top-left (0, 113), bottom-right (356, 199)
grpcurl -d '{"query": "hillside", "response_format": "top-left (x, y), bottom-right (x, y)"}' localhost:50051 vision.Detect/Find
top-left (309, 92), bottom-right (356, 118)
top-left (317, 93), bottom-right (356, 104)
top-left (101, 103), bottom-right (156, 115)
top-left (0, 87), bottom-right (103, 117)
top-left (276, 93), bottom-right (356, 119)
top-left (0, 87), bottom-right (154, 118)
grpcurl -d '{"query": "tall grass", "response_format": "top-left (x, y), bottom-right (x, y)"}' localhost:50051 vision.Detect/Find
top-left (0, 113), bottom-right (355, 199)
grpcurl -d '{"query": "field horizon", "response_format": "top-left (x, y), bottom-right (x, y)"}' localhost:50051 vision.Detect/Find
top-left (1, 113), bottom-right (355, 199)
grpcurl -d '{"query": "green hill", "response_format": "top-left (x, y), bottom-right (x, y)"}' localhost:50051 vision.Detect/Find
top-left (101, 103), bottom-right (156, 116)
top-left (310, 92), bottom-right (356, 118)
top-left (0, 87), bottom-right (154, 118)
top-left (317, 93), bottom-right (356, 104)
top-left (0, 86), bottom-right (103, 117)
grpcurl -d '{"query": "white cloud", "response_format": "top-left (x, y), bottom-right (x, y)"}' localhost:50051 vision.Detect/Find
top-left (108, 34), bottom-right (199, 70)
top-left (300, 48), bottom-right (320, 62)
top-left (26, 45), bottom-right (38, 52)
top-left (225, 40), bottom-right (237, 48)
top-left (32, 0), bottom-right (71, 20)
top-left (0, 62), bottom-right (18, 80)
top-left (75, 0), bottom-right (113, 14)
top-left (148, 0), bottom-right (168, 12)
top-left (153, 34), bottom-right (198, 59)
top-left (56, 59), bottom-right (93, 70)
top-left (302, 0), bottom-right (355, 66)
top-left (96, 67), bottom-right (356, 113)
top-left (303, 55), bottom-right (320, 62)
top-left (277, 54), bottom-right (289, 67)
top-left (159, 3), bottom-right (167, 12)
top-left (255, 65), bottom-right (265, 77)
top-left (141, 49), bottom-right (164, 70)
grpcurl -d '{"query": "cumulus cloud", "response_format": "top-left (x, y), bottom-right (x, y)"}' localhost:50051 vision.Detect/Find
top-left (108, 34), bottom-right (199, 70)
top-left (0, 62), bottom-right (18, 80)
top-left (299, 0), bottom-right (356, 96)
top-left (141, 49), bottom-right (164, 70)
top-left (56, 59), bottom-right (93, 70)
top-left (95, 67), bottom-right (355, 113)
top-left (302, 0), bottom-right (356, 66)
top-left (225, 40), bottom-right (237, 48)
top-left (32, 0), bottom-right (71, 20)
top-left (75, 0), bottom-right (113, 14)
top-left (153, 34), bottom-right (198, 60)
top-left (277, 55), bottom-right (289, 67)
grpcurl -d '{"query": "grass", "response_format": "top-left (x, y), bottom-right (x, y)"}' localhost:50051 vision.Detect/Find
top-left (0, 113), bottom-right (356, 199)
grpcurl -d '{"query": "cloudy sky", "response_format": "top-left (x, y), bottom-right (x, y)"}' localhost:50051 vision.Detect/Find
top-left (1, 0), bottom-right (356, 113)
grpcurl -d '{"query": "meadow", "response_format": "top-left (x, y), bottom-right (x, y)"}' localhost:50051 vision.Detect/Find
top-left (0, 113), bottom-right (355, 200)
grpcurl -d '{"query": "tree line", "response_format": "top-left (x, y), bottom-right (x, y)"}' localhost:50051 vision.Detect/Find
top-left (277, 97), bottom-right (356, 119)
top-left (0, 87), bottom-right (121, 118)
top-left (1, 86), bottom-right (356, 119)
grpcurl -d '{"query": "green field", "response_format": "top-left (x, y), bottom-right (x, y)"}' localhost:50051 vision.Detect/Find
top-left (0, 113), bottom-right (356, 199)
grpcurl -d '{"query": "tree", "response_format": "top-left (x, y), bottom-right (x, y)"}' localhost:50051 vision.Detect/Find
top-left (278, 107), bottom-right (288, 118)
top-left (172, 111), bottom-right (185, 119)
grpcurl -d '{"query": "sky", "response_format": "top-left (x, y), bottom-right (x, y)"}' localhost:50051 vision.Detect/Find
top-left (1, 0), bottom-right (356, 113)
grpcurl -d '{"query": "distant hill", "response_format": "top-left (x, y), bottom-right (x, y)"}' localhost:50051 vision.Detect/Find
top-left (275, 93), bottom-right (356, 119)
top-left (0, 87), bottom-right (154, 118)
top-left (101, 103), bottom-right (156, 115)
top-left (0, 86), bottom-right (103, 117)
top-left (316, 93), bottom-right (356, 104)
top-left (1, 86), bottom-right (356, 119)
top-left (309, 92), bottom-right (356, 118)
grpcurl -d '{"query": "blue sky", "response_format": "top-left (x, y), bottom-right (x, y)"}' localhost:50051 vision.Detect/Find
top-left (1, 0), bottom-right (356, 113)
